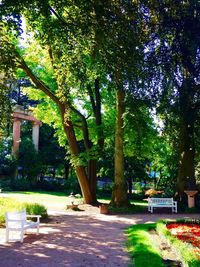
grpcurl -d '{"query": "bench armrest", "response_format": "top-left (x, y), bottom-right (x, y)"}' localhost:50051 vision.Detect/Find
top-left (26, 215), bottom-right (41, 218)
top-left (26, 215), bottom-right (41, 222)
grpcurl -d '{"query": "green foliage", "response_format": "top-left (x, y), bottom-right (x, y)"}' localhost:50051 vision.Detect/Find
top-left (109, 203), bottom-right (146, 214)
top-left (18, 137), bottom-right (42, 184)
top-left (2, 0), bottom-right (199, 202)
top-left (37, 179), bottom-right (67, 193)
top-left (22, 202), bottom-right (48, 219)
top-left (11, 178), bottom-right (31, 191)
top-left (65, 175), bottom-right (81, 195)
top-left (156, 176), bottom-right (177, 197)
top-left (0, 139), bottom-right (17, 177)
top-left (0, 82), bottom-right (12, 139)
top-left (183, 207), bottom-right (199, 214)
top-left (0, 178), bottom-right (12, 191)
top-left (38, 124), bottom-right (66, 170)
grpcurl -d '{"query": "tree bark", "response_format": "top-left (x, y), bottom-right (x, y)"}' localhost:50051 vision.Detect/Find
top-left (177, 80), bottom-right (196, 199)
top-left (60, 105), bottom-right (94, 204)
top-left (111, 89), bottom-right (129, 207)
top-left (88, 159), bottom-right (98, 204)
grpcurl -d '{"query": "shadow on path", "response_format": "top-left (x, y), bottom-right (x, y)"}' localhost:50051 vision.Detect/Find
top-left (0, 207), bottom-right (199, 267)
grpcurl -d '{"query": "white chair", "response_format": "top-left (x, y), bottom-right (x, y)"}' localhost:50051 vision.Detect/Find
top-left (5, 210), bottom-right (41, 243)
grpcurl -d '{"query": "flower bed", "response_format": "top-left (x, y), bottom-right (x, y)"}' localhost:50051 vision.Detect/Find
top-left (167, 222), bottom-right (200, 259)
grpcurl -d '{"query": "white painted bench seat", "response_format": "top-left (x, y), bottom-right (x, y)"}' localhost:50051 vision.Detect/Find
top-left (148, 197), bottom-right (177, 213)
top-left (5, 210), bottom-right (41, 243)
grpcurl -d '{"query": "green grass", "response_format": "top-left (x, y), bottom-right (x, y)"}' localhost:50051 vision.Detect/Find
top-left (126, 223), bottom-right (165, 267)
top-left (2, 191), bottom-right (73, 211)
top-left (98, 197), bottom-right (148, 213)
top-left (2, 191), bottom-right (148, 213)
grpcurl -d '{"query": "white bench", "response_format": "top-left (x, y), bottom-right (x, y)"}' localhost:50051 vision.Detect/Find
top-left (5, 210), bottom-right (41, 243)
top-left (148, 197), bottom-right (177, 213)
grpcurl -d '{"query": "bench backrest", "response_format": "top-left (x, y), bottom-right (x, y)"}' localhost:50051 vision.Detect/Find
top-left (149, 198), bottom-right (173, 204)
top-left (6, 210), bottom-right (26, 227)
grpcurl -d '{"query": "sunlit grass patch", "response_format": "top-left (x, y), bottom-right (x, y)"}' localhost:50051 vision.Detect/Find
top-left (126, 223), bottom-right (165, 267)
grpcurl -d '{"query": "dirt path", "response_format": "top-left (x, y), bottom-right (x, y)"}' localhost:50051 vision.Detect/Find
top-left (0, 206), bottom-right (199, 267)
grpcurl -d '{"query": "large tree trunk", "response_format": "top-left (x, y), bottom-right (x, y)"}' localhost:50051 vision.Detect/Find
top-left (177, 80), bottom-right (196, 199)
top-left (177, 115), bottom-right (196, 196)
top-left (111, 89), bottom-right (129, 207)
top-left (60, 106), bottom-right (94, 204)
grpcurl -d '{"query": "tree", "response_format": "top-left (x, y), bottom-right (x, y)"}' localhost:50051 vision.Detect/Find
top-left (0, 0), bottom-right (148, 207)
top-left (91, 1), bottom-right (146, 207)
top-left (0, 76), bottom-right (12, 139)
top-left (143, 1), bottom-right (200, 199)
top-left (0, 1), bottom-right (106, 204)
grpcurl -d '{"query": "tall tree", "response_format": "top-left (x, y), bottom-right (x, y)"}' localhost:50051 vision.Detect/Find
top-left (0, 0), bottom-right (147, 207)
top-left (92, 1), bottom-right (145, 207)
top-left (144, 1), bottom-right (200, 199)
top-left (0, 1), bottom-right (107, 204)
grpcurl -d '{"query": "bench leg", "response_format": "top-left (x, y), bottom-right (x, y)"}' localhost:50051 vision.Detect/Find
top-left (172, 206), bottom-right (177, 213)
top-left (37, 224), bottom-right (39, 235)
top-left (6, 229), bottom-right (9, 242)
top-left (20, 230), bottom-right (24, 243)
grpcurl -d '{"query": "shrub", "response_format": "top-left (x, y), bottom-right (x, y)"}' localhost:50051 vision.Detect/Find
top-left (37, 179), bottom-right (67, 192)
top-left (0, 197), bottom-right (48, 224)
top-left (0, 139), bottom-right (17, 177)
top-left (129, 192), bottom-right (145, 201)
top-left (0, 178), bottom-right (12, 191)
top-left (18, 138), bottom-right (43, 185)
top-left (22, 203), bottom-right (48, 219)
top-left (65, 176), bottom-right (81, 194)
top-left (11, 178), bottom-right (31, 191)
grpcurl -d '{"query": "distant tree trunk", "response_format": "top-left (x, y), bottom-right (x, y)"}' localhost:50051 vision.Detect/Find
top-left (88, 159), bottom-right (98, 204)
top-left (128, 177), bottom-right (132, 195)
top-left (111, 89), bottom-right (129, 207)
top-left (177, 80), bottom-right (196, 199)
top-left (64, 162), bottom-right (70, 180)
top-left (87, 79), bottom-right (104, 205)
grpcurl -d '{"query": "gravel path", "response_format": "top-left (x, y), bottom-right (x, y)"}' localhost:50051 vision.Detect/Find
top-left (0, 205), bottom-right (199, 267)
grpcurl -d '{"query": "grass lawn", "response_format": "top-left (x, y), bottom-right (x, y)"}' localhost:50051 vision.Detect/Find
top-left (126, 223), bottom-right (165, 267)
top-left (2, 191), bottom-right (72, 211)
top-left (0, 191), bottom-right (148, 212)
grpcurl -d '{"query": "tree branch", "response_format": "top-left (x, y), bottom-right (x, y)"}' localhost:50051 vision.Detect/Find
top-left (18, 57), bottom-right (60, 106)
top-left (87, 84), bottom-right (96, 114)
top-left (69, 104), bottom-right (92, 151)
top-left (94, 78), bottom-right (104, 150)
